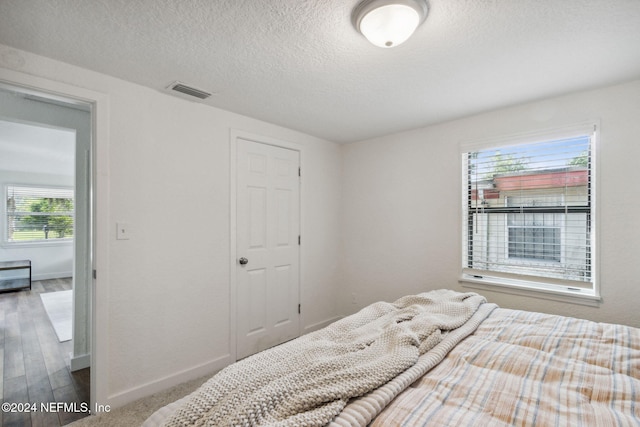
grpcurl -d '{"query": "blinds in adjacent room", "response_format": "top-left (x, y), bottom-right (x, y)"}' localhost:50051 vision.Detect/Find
top-left (6, 185), bottom-right (74, 243)
top-left (462, 126), bottom-right (595, 290)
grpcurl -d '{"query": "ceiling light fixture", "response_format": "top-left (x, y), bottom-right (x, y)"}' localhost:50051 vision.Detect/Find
top-left (352, 0), bottom-right (428, 48)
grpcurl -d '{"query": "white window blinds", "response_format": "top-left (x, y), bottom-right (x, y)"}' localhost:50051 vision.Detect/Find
top-left (6, 185), bottom-right (74, 243)
top-left (462, 127), bottom-right (595, 290)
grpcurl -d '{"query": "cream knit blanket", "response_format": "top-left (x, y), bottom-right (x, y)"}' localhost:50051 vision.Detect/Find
top-left (160, 290), bottom-right (487, 427)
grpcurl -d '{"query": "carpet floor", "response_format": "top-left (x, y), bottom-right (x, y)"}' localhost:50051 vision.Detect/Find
top-left (67, 375), bottom-right (209, 426)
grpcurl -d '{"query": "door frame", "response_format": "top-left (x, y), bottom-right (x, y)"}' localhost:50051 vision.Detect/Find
top-left (229, 129), bottom-right (303, 361)
top-left (0, 101), bottom-right (89, 370)
top-left (0, 67), bottom-right (110, 409)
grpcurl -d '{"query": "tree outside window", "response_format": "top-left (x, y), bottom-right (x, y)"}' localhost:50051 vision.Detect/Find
top-left (6, 186), bottom-right (74, 243)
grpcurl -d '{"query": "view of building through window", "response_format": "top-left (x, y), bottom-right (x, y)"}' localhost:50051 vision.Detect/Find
top-left (463, 134), bottom-right (593, 287)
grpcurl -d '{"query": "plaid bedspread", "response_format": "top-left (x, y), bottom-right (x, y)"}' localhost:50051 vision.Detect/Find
top-left (369, 307), bottom-right (640, 426)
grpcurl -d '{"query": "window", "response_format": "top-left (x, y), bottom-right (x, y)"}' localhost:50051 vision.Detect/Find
top-left (506, 195), bottom-right (563, 262)
top-left (508, 219), bottom-right (560, 262)
top-left (461, 124), bottom-right (597, 299)
top-left (5, 185), bottom-right (74, 243)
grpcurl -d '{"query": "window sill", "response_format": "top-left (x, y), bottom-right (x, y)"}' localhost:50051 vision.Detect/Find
top-left (3, 239), bottom-right (73, 249)
top-left (459, 274), bottom-right (601, 307)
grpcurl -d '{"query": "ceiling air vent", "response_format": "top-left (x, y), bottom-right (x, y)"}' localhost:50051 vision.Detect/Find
top-left (166, 81), bottom-right (212, 100)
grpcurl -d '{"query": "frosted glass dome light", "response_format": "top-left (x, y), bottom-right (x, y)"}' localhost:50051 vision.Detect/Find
top-left (353, 0), bottom-right (428, 48)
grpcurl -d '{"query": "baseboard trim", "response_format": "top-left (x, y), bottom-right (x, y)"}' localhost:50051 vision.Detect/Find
top-left (107, 354), bottom-right (232, 408)
top-left (70, 353), bottom-right (90, 372)
top-left (108, 318), bottom-right (343, 408)
top-left (303, 315), bottom-right (342, 334)
top-left (32, 272), bottom-right (73, 281)
top-left (0, 272), bottom-right (70, 281)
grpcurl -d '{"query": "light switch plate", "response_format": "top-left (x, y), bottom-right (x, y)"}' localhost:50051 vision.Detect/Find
top-left (116, 222), bottom-right (130, 240)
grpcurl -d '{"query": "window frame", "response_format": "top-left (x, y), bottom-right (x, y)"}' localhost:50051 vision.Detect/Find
top-left (459, 122), bottom-right (600, 306)
top-left (4, 184), bottom-right (75, 247)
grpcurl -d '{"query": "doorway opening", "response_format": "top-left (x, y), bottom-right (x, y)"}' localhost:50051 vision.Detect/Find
top-left (0, 85), bottom-right (92, 425)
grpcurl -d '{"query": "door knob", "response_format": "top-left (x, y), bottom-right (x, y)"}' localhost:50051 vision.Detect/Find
top-left (239, 257), bottom-right (249, 265)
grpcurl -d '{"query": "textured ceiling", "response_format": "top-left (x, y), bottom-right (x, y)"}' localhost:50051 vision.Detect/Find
top-left (1, 0), bottom-right (639, 143)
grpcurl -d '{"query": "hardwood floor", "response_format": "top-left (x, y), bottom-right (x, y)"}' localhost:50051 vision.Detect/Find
top-left (1, 278), bottom-right (90, 426)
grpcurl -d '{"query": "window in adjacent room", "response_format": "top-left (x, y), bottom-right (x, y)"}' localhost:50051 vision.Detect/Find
top-left (460, 123), bottom-right (598, 301)
top-left (5, 185), bottom-right (74, 243)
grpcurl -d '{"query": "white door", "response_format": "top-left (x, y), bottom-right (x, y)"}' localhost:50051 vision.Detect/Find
top-left (236, 138), bottom-right (300, 359)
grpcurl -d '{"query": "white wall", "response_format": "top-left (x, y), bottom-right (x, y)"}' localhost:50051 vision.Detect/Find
top-left (0, 44), bottom-right (343, 406)
top-left (342, 79), bottom-right (640, 328)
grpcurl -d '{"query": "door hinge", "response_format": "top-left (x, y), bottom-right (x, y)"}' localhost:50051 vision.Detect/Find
top-left (298, 167), bottom-right (301, 177)
top-left (93, 269), bottom-right (97, 279)
top-left (298, 304), bottom-right (301, 314)
top-left (298, 235), bottom-right (301, 245)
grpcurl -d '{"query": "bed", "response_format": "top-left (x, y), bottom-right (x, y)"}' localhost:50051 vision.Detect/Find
top-left (143, 289), bottom-right (640, 426)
